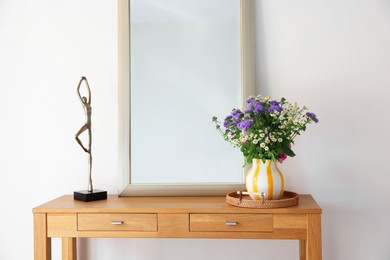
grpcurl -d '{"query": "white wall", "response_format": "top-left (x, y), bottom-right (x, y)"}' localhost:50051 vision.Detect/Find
top-left (0, 0), bottom-right (389, 259)
top-left (255, 1), bottom-right (390, 259)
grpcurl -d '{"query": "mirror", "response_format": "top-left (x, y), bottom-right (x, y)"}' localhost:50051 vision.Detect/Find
top-left (118, 0), bottom-right (255, 196)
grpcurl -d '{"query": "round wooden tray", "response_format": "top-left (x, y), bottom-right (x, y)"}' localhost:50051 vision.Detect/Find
top-left (226, 191), bottom-right (299, 209)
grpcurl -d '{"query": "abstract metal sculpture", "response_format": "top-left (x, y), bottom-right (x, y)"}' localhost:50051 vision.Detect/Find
top-left (74, 76), bottom-right (107, 202)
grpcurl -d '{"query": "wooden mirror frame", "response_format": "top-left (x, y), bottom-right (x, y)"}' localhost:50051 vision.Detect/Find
top-left (118, 0), bottom-right (255, 196)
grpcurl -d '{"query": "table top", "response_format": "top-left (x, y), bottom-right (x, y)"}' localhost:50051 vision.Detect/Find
top-left (33, 194), bottom-right (321, 214)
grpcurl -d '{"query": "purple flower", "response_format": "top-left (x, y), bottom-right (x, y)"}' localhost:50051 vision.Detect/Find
top-left (306, 112), bottom-right (319, 123)
top-left (253, 102), bottom-right (264, 113)
top-left (237, 120), bottom-right (253, 130)
top-left (270, 105), bottom-right (283, 112)
top-left (231, 109), bottom-right (243, 119)
top-left (223, 115), bottom-right (232, 128)
top-left (270, 100), bottom-right (279, 106)
top-left (246, 97), bottom-right (256, 104)
top-left (244, 104), bottom-right (254, 113)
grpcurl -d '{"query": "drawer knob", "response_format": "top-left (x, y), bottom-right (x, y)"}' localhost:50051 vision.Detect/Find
top-left (111, 221), bottom-right (124, 225)
top-left (225, 222), bottom-right (238, 226)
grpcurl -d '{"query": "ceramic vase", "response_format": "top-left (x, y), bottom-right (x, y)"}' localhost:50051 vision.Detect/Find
top-left (245, 159), bottom-right (284, 200)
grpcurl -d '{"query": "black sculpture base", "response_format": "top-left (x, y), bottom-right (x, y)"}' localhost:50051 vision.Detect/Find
top-left (74, 189), bottom-right (107, 202)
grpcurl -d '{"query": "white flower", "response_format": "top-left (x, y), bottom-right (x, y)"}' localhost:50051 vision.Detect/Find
top-left (278, 138), bottom-right (283, 142)
top-left (260, 133), bottom-right (265, 138)
top-left (264, 146), bottom-right (269, 151)
top-left (260, 143), bottom-right (265, 148)
top-left (253, 139), bottom-right (259, 144)
top-left (240, 135), bottom-right (248, 142)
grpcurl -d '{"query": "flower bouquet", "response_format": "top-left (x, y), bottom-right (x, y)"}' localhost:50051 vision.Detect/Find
top-left (213, 95), bottom-right (318, 165)
top-left (213, 95), bottom-right (318, 200)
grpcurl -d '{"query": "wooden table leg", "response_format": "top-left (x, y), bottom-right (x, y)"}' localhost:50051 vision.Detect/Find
top-left (299, 239), bottom-right (306, 260)
top-left (34, 213), bottom-right (51, 260)
top-left (306, 214), bottom-right (322, 260)
top-left (62, 237), bottom-right (77, 260)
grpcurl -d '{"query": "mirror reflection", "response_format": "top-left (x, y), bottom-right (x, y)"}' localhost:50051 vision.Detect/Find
top-left (130, 0), bottom-right (243, 184)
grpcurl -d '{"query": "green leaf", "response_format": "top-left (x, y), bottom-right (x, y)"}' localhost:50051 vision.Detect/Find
top-left (284, 146), bottom-right (296, 157)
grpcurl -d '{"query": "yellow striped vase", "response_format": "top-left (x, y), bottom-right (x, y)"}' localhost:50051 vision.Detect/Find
top-left (245, 159), bottom-right (284, 200)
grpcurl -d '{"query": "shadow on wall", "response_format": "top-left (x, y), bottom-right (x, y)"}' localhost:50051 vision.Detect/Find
top-left (78, 239), bottom-right (88, 259)
top-left (77, 238), bottom-right (298, 260)
top-left (254, 0), bottom-right (270, 94)
top-left (320, 200), bottom-right (389, 260)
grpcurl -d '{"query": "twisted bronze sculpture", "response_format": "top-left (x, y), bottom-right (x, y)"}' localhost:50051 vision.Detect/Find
top-left (74, 76), bottom-right (106, 202)
top-left (75, 76), bottom-right (93, 192)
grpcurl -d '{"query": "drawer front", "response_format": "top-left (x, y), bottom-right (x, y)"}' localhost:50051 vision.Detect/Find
top-left (190, 214), bottom-right (273, 232)
top-left (78, 213), bottom-right (157, 231)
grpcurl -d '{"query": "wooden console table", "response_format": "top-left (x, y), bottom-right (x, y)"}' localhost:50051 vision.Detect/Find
top-left (33, 194), bottom-right (322, 260)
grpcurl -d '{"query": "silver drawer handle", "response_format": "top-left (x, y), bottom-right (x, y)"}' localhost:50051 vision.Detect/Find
top-left (225, 222), bottom-right (238, 226)
top-left (111, 221), bottom-right (124, 225)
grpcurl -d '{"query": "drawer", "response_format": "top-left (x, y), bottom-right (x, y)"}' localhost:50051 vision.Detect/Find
top-left (190, 214), bottom-right (273, 232)
top-left (78, 213), bottom-right (157, 231)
